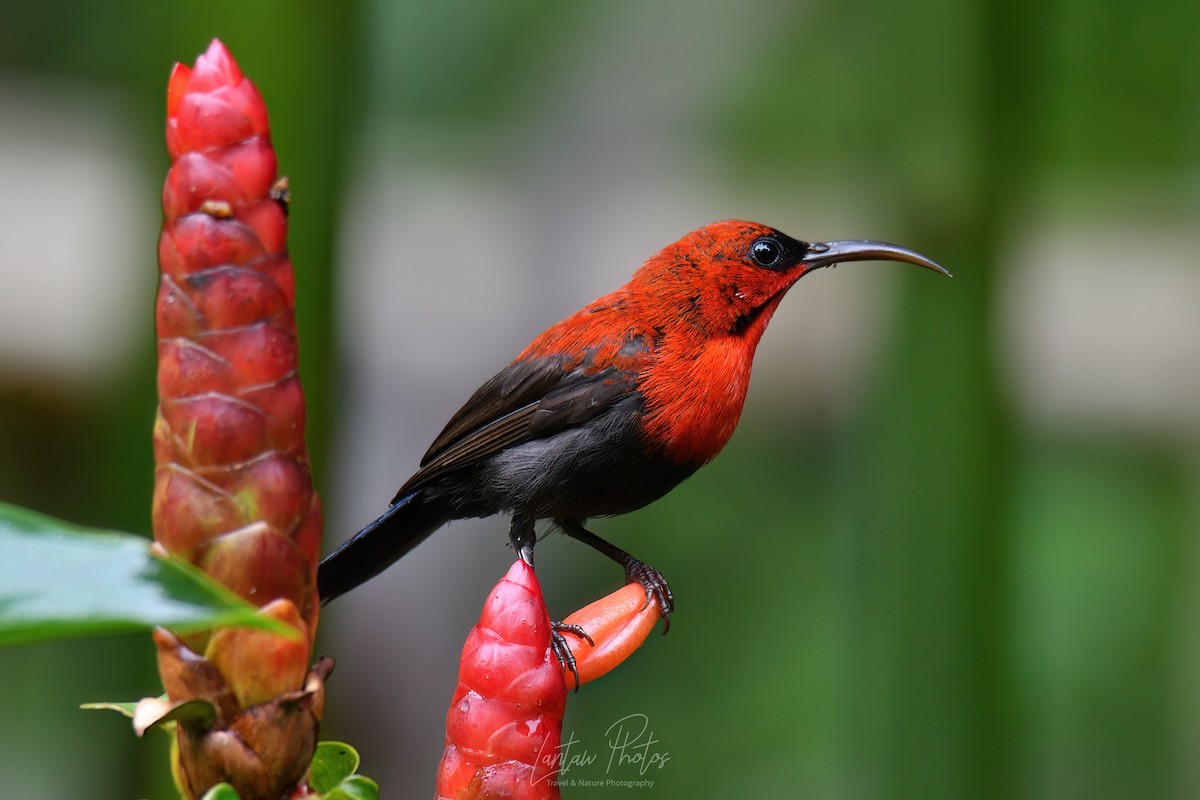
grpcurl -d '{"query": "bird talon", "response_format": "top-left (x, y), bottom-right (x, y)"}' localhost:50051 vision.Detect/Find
top-left (623, 560), bottom-right (674, 634)
top-left (550, 624), bottom-right (585, 691)
top-left (553, 620), bottom-right (594, 648)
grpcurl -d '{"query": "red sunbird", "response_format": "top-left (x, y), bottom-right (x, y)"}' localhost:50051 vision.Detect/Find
top-left (319, 220), bottom-right (949, 627)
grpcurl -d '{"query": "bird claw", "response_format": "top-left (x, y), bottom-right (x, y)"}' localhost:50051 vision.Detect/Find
top-left (624, 560), bottom-right (674, 635)
top-left (551, 621), bottom-right (592, 692)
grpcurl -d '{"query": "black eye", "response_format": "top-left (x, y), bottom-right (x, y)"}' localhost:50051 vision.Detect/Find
top-left (748, 236), bottom-right (784, 268)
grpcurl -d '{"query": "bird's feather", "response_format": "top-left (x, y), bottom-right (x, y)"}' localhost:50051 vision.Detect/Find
top-left (393, 332), bottom-right (654, 501)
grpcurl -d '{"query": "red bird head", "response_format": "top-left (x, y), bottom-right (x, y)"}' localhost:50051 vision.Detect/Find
top-left (624, 220), bottom-right (949, 465)
top-left (627, 220), bottom-right (949, 340)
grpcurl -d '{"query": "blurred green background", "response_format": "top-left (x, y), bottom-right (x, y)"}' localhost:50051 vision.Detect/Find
top-left (1, 0), bottom-right (1197, 798)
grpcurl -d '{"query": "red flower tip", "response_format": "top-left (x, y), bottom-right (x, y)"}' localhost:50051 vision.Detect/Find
top-left (189, 39), bottom-right (245, 92)
top-left (481, 560), bottom-right (551, 646)
top-left (165, 39), bottom-right (269, 159)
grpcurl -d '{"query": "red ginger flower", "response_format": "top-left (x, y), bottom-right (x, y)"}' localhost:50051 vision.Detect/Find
top-left (436, 562), bottom-right (664, 798)
top-left (437, 560), bottom-right (567, 800)
top-left (148, 39), bottom-right (327, 800)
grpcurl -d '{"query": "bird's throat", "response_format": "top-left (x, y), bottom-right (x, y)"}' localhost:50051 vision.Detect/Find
top-left (733, 292), bottom-right (787, 342)
top-left (638, 332), bottom-right (759, 467)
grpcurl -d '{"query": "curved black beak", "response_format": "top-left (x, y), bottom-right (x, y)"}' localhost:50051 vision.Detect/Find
top-left (803, 240), bottom-right (951, 277)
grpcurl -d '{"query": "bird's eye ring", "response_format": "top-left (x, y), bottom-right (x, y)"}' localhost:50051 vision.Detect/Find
top-left (748, 237), bottom-right (784, 268)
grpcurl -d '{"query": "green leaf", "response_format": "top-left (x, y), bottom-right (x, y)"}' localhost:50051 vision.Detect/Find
top-left (309, 741), bottom-right (361, 793)
top-left (199, 783), bottom-right (241, 800)
top-left (323, 775), bottom-right (379, 800)
top-left (0, 502), bottom-right (293, 646)
top-left (79, 700), bottom-right (142, 719)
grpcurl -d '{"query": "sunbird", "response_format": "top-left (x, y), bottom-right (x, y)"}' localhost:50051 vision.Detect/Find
top-left (319, 220), bottom-right (948, 628)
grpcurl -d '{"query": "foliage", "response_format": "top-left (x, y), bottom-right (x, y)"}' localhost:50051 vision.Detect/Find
top-left (0, 502), bottom-right (291, 647)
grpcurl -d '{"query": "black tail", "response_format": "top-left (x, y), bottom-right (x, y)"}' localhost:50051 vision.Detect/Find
top-left (318, 491), bottom-right (451, 604)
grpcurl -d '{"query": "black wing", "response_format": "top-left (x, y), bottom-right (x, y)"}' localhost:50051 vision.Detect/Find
top-left (393, 335), bottom-right (652, 501)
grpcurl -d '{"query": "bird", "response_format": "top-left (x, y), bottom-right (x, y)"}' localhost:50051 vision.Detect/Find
top-left (318, 220), bottom-right (948, 626)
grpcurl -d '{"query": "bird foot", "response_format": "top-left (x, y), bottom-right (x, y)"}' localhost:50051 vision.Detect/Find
top-left (551, 621), bottom-right (593, 692)
top-left (624, 560), bottom-right (674, 634)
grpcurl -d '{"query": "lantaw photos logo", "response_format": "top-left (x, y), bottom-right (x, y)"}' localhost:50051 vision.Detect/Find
top-left (534, 712), bottom-right (671, 790)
